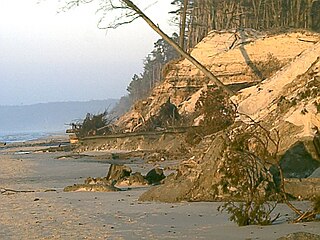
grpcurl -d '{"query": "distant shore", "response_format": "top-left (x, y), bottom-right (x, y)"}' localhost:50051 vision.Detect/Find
top-left (0, 132), bottom-right (69, 152)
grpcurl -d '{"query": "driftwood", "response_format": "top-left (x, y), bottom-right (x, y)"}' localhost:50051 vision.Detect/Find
top-left (0, 188), bottom-right (56, 195)
top-left (0, 188), bottom-right (35, 195)
top-left (293, 210), bottom-right (316, 223)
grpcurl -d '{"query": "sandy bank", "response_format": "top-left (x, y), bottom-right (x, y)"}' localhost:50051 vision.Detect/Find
top-left (0, 145), bottom-right (319, 239)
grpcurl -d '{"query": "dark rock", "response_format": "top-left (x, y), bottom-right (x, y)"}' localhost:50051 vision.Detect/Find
top-left (277, 232), bottom-right (320, 240)
top-left (106, 164), bottom-right (132, 182)
top-left (279, 141), bottom-right (320, 178)
top-left (111, 153), bottom-right (120, 159)
top-left (145, 167), bottom-right (166, 184)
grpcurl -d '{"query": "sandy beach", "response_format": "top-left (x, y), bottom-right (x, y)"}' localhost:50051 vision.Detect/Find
top-left (0, 142), bottom-right (319, 240)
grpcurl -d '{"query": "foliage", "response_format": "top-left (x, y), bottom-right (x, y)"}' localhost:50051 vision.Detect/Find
top-left (277, 71), bottom-right (320, 112)
top-left (217, 123), bottom-right (280, 226)
top-left (186, 86), bottom-right (235, 144)
top-left (218, 201), bottom-right (278, 226)
top-left (136, 98), bottom-right (181, 132)
top-left (217, 116), bottom-right (320, 225)
top-left (111, 95), bottom-right (131, 117)
top-left (170, 0), bottom-right (317, 49)
top-left (126, 33), bottom-right (180, 104)
top-left (296, 78), bottom-right (320, 100)
top-left (250, 54), bottom-right (285, 80)
top-left (74, 111), bottom-right (114, 138)
top-left (196, 87), bottom-right (235, 131)
top-left (156, 98), bottom-right (180, 127)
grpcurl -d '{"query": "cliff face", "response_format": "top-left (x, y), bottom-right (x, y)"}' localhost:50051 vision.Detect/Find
top-left (234, 41), bottom-right (320, 152)
top-left (76, 29), bottom-right (320, 202)
top-left (117, 29), bottom-right (320, 133)
top-left (133, 29), bottom-right (320, 203)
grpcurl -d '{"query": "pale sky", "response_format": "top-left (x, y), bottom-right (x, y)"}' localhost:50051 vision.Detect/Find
top-left (0, 0), bottom-right (176, 106)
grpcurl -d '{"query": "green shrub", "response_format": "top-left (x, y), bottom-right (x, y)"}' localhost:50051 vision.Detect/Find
top-left (217, 124), bottom-right (280, 226)
top-left (186, 87), bottom-right (235, 144)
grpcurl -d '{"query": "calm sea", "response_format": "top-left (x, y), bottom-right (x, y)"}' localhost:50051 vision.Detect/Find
top-left (0, 131), bottom-right (56, 143)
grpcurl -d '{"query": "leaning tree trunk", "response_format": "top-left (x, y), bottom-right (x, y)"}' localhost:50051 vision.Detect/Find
top-left (122, 0), bottom-right (234, 96)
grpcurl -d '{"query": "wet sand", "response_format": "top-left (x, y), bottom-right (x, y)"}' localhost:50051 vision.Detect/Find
top-left (0, 143), bottom-right (319, 239)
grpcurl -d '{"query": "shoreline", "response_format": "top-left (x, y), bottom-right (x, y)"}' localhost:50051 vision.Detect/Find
top-left (0, 141), bottom-right (319, 239)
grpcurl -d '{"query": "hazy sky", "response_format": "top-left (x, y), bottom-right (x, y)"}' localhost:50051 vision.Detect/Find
top-left (0, 0), bottom-right (175, 106)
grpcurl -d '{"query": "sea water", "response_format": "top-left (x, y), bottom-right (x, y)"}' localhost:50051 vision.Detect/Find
top-left (0, 131), bottom-right (52, 143)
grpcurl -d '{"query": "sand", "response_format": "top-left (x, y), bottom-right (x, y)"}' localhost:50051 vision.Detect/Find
top-left (0, 143), bottom-right (319, 240)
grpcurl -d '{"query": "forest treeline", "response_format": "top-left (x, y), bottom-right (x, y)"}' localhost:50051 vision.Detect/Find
top-left (112, 0), bottom-right (320, 116)
top-left (175, 0), bottom-right (320, 49)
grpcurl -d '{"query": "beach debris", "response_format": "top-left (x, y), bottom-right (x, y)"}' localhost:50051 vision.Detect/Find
top-left (117, 172), bottom-right (149, 187)
top-left (44, 189), bottom-right (57, 192)
top-left (139, 133), bottom-right (227, 203)
top-left (111, 153), bottom-right (119, 159)
top-left (64, 164), bottom-right (167, 192)
top-left (68, 110), bottom-right (115, 138)
top-left (84, 176), bottom-right (111, 185)
top-left (13, 151), bottom-right (31, 155)
top-left (38, 144), bottom-right (72, 153)
top-left (145, 151), bottom-right (167, 163)
top-left (145, 167), bottom-right (166, 185)
top-left (0, 188), bottom-right (57, 195)
top-left (91, 165), bottom-right (162, 187)
top-left (277, 232), bottom-right (320, 240)
top-left (0, 188), bottom-right (35, 195)
top-left (63, 184), bottom-right (120, 192)
top-left (106, 164), bottom-right (132, 182)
